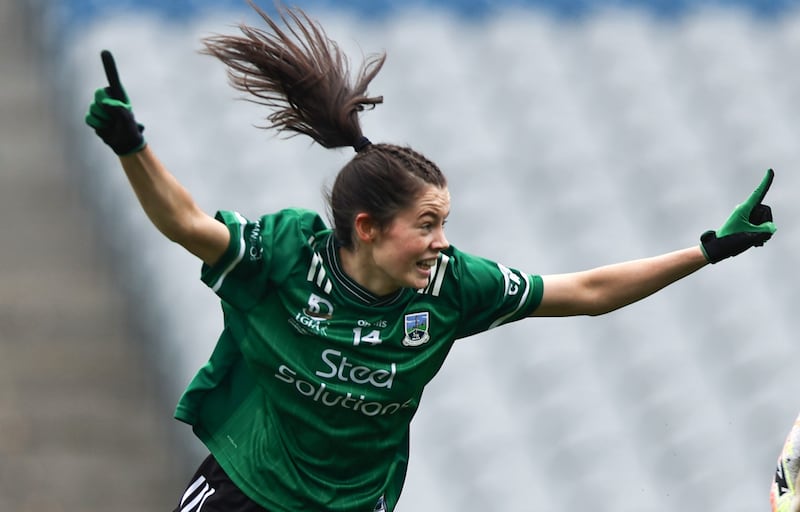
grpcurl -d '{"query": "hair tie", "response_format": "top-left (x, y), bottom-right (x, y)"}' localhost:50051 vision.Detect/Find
top-left (353, 136), bottom-right (372, 153)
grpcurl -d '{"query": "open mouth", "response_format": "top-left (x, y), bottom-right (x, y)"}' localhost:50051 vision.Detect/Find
top-left (417, 258), bottom-right (436, 271)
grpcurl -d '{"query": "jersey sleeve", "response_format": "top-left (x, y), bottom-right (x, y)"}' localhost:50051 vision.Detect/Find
top-left (450, 248), bottom-right (543, 339)
top-left (200, 208), bottom-right (328, 310)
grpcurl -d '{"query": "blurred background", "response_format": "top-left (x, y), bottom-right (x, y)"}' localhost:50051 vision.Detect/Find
top-left (3, 0), bottom-right (800, 510)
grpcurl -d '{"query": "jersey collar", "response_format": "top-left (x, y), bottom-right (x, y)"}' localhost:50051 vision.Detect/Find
top-left (324, 237), bottom-right (406, 307)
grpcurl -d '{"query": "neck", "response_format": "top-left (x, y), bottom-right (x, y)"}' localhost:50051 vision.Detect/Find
top-left (338, 245), bottom-right (398, 297)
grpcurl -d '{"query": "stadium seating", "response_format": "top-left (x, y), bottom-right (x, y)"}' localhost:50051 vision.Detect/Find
top-left (35, 1), bottom-right (800, 510)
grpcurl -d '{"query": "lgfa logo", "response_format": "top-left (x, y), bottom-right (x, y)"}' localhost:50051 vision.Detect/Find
top-left (402, 312), bottom-right (430, 347)
top-left (302, 293), bottom-right (334, 320)
top-left (290, 293), bottom-right (334, 336)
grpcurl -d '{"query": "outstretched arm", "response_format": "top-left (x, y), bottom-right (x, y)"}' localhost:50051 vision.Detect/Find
top-left (85, 50), bottom-right (229, 266)
top-left (532, 169), bottom-right (776, 317)
top-left (533, 246), bottom-right (707, 317)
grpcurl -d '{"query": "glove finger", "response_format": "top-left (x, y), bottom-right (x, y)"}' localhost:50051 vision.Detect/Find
top-left (752, 231), bottom-right (773, 247)
top-left (743, 168), bottom-right (775, 208)
top-left (103, 85), bottom-right (130, 105)
top-left (85, 112), bottom-right (105, 130)
top-left (93, 87), bottom-right (113, 103)
top-left (93, 87), bottom-right (130, 110)
top-left (88, 102), bottom-right (111, 121)
top-left (101, 50), bottom-right (126, 102)
top-left (749, 203), bottom-right (773, 225)
top-left (100, 98), bottom-right (130, 110)
top-left (756, 220), bottom-right (777, 235)
top-left (744, 218), bottom-right (777, 237)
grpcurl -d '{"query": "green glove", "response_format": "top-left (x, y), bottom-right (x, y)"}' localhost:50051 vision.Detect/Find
top-left (84, 50), bottom-right (146, 156)
top-left (700, 169), bottom-right (776, 263)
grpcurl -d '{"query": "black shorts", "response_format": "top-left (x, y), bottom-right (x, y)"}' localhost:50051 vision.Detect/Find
top-left (174, 454), bottom-right (268, 512)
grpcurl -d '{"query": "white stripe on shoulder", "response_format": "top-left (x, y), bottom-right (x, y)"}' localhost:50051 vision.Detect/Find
top-left (307, 252), bottom-right (322, 281)
top-left (307, 252), bottom-right (333, 293)
top-left (211, 212), bottom-right (247, 292)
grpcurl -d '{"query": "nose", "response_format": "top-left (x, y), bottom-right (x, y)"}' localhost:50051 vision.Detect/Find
top-left (432, 227), bottom-right (449, 250)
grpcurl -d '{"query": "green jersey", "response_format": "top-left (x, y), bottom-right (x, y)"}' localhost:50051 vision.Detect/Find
top-left (175, 208), bottom-right (543, 511)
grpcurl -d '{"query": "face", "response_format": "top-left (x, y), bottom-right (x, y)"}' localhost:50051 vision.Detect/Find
top-left (366, 185), bottom-right (451, 294)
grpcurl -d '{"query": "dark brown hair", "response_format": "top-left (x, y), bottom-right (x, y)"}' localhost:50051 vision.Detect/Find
top-left (202, 1), bottom-right (447, 247)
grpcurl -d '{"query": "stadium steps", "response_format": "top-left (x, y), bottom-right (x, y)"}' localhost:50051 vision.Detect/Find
top-left (0, 1), bottom-right (186, 510)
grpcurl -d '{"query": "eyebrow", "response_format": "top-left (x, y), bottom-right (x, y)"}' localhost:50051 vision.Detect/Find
top-left (418, 210), bottom-right (449, 222)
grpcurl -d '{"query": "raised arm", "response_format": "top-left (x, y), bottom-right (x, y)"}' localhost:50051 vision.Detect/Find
top-left (117, 146), bottom-right (229, 265)
top-left (532, 169), bottom-right (776, 317)
top-left (84, 50), bottom-right (229, 266)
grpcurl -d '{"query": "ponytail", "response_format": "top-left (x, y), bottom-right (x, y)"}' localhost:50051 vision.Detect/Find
top-left (201, 1), bottom-right (385, 149)
top-left (203, 2), bottom-right (447, 249)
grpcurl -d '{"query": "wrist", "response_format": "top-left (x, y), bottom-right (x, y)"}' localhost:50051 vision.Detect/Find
top-left (117, 139), bottom-right (147, 157)
top-left (119, 142), bottom-right (149, 161)
top-left (699, 230), bottom-right (722, 263)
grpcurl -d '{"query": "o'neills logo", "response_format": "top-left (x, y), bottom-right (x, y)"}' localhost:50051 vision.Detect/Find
top-left (274, 349), bottom-right (412, 417)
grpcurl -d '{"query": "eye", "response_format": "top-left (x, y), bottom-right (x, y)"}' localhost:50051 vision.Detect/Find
top-left (420, 221), bottom-right (446, 234)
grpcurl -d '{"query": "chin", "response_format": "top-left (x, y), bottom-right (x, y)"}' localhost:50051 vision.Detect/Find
top-left (396, 269), bottom-right (431, 291)
top-left (408, 277), bottom-right (430, 290)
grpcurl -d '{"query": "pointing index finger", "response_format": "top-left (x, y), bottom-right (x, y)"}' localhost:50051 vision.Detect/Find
top-left (745, 168), bottom-right (774, 207)
top-left (101, 50), bottom-right (124, 101)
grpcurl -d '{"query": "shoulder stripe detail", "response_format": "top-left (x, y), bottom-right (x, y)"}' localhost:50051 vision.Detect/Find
top-left (488, 272), bottom-right (532, 329)
top-left (307, 252), bottom-right (322, 281)
top-left (307, 251), bottom-right (333, 294)
top-left (211, 212), bottom-right (247, 292)
top-left (319, 267), bottom-right (332, 294)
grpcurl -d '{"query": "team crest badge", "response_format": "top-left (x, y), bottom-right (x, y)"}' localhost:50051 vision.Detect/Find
top-left (403, 312), bottom-right (430, 347)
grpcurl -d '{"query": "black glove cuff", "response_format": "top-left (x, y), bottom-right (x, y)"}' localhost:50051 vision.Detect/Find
top-left (700, 230), bottom-right (773, 264)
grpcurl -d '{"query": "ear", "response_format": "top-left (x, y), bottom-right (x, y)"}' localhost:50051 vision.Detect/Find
top-left (353, 212), bottom-right (377, 244)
